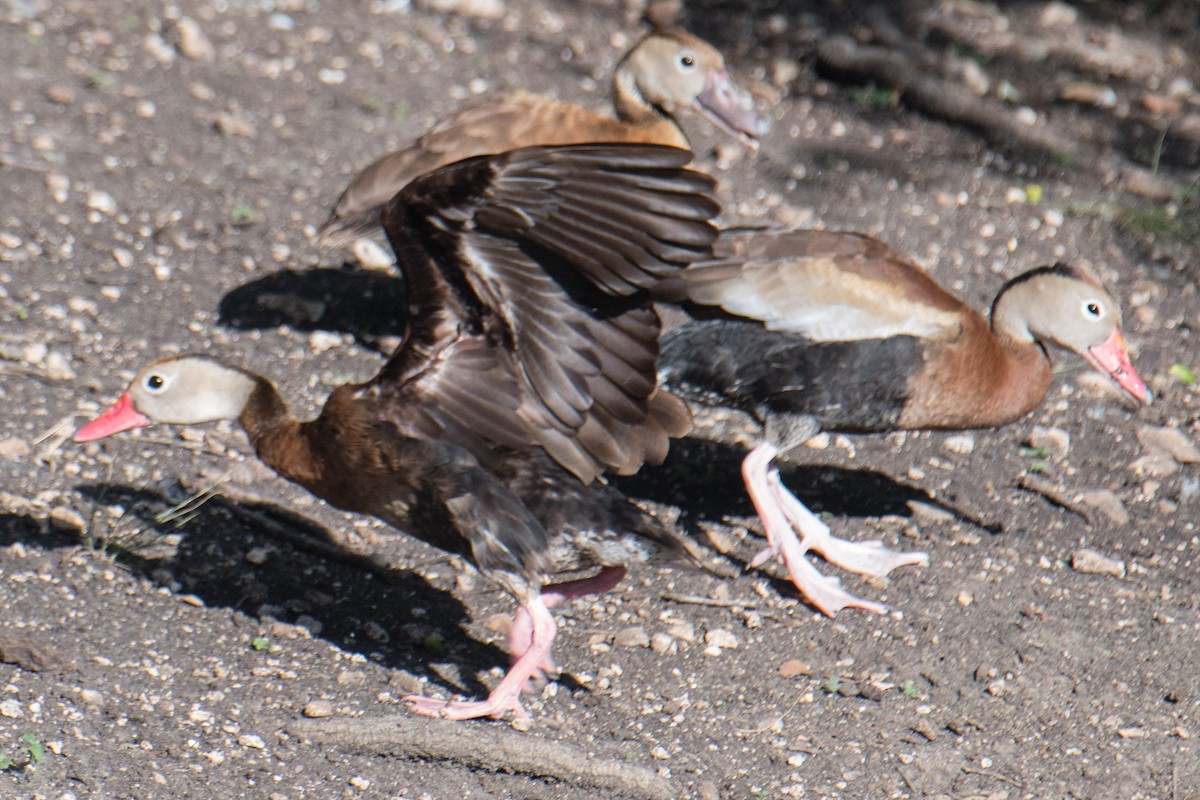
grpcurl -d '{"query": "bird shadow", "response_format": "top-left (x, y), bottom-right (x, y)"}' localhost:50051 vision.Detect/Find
top-left (71, 481), bottom-right (510, 699)
top-left (217, 265), bottom-right (408, 343)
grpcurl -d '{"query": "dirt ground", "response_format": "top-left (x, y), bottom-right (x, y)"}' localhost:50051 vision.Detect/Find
top-left (1, 0), bottom-right (1198, 798)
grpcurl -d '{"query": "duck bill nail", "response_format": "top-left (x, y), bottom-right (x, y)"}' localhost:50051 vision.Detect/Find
top-left (694, 69), bottom-right (767, 145)
top-left (74, 392), bottom-right (152, 442)
top-left (1086, 330), bottom-right (1153, 405)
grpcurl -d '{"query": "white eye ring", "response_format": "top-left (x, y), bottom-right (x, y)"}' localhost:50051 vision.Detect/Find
top-left (1081, 299), bottom-right (1105, 320)
top-left (677, 51), bottom-right (697, 72)
top-left (144, 373), bottom-right (169, 393)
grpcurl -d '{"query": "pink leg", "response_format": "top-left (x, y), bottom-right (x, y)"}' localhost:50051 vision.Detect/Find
top-left (405, 593), bottom-right (557, 721)
top-left (742, 442), bottom-right (926, 616)
top-left (508, 566), bottom-right (627, 679)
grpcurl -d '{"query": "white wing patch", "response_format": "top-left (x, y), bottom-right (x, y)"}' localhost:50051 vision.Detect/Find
top-left (685, 256), bottom-right (962, 342)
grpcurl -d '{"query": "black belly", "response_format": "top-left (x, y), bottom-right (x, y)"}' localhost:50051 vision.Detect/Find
top-left (660, 319), bottom-right (921, 433)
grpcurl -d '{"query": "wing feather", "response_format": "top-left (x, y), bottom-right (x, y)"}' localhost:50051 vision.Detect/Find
top-left (683, 228), bottom-right (965, 342)
top-left (366, 144), bottom-right (717, 483)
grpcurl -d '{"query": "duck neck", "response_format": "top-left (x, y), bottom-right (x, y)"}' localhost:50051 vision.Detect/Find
top-left (981, 292), bottom-right (1054, 423)
top-left (237, 376), bottom-right (307, 477)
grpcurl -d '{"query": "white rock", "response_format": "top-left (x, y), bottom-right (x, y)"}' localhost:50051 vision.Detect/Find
top-left (176, 17), bottom-right (215, 61)
top-left (666, 620), bottom-right (695, 643)
top-left (352, 238), bottom-right (394, 271)
top-left (308, 330), bottom-right (343, 354)
top-left (143, 32), bottom-right (177, 64)
top-left (1079, 490), bottom-right (1130, 525)
top-left (614, 627), bottom-right (650, 648)
top-left (942, 434), bottom-right (975, 455)
top-left (1071, 548), bottom-right (1125, 578)
top-left (1040, 1), bottom-right (1078, 26)
top-left (23, 342), bottom-right (47, 365)
top-left (1137, 425), bottom-right (1200, 463)
top-left (87, 190), bottom-right (116, 215)
top-left (417, 0), bottom-right (505, 18)
top-left (1029, 425), bottom-right (1071, 462)
top-left (238, 733), bottom-right (266, 750)
top-left (1131, 453), bottom-right (1180, 478)
top-left (45, 351), bottom-right (76, 381)
top-left (704, 628), bottom-right (739, 649)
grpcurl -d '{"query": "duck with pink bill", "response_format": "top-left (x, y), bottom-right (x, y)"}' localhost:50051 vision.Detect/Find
top-left (658, 228), bottom-right (1152, 616)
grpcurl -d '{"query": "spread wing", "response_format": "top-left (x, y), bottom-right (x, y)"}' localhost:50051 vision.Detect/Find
top-left (317, 95), bottom-right (662, 247)
top-left (360, 144), bottom-right (718, 484)
top-left (680, 228), bottom-right (966, 342)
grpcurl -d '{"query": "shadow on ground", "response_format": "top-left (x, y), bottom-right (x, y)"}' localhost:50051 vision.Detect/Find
top-left (218, 265), bottom-right (408, 342)
top-left (71, 482), bottom-right (506, 697)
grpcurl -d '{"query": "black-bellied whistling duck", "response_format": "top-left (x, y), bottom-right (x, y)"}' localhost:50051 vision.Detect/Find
top-left (76, 144), bottom-right (719, 721)
top-left (658, 228), bottom-right (1152, 616)
top-left (317, 29), bottom-right (764, 247)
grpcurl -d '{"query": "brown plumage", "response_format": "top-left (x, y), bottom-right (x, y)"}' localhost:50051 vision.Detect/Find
top-left (659, 228), bottom-right (1151, 616)
top-left (317, 29), bottom-right (763, 247)
top-left (76, 144), bottom-right (719, 721)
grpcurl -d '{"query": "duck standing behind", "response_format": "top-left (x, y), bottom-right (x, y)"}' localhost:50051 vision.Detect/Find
top-left (317, 29), bottom-right (763, 247)
top-left (659, 228), bottom-right (1151, 616)
top-left (77, 144), bottom-right (719, 720)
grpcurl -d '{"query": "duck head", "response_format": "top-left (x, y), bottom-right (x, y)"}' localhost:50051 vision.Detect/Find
top-left (991, 264), bottom-right (1152, 405)
top-left (617, 30), bottom-right (766, 146)
top-left (75, 356), bottom-right (259, 441)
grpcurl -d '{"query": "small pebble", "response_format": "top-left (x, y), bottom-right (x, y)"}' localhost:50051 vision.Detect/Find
top-left (705, 628), bottom-right (738, 649)
top-left (45, 351), bottom-right (76, 380)
top-left (353, 238), bottom-right (394, 271)
top-left (176, 17), bottom-right (216, 61)
top-left (0, 438), bottom-right (30, 461)
top-left (1078, 490), bottom-right (1130, 525)
top-left (650, 633), bottom-right (676, 654)
top-left (778, 659), bottom-right (810, 678)
top-left (666, 621), bottom-right (695, 643)
top-left (1071, 548), bottom-right (1126, 578)
top-left (87, 190), bottom-right (117, 215)
top-left (1040, 0), bottom-right (1078, 25)
top-left (1137, 425), bottom-right (1200, 463)
top-left (309, 330), bottom-right (343, 354)
top-left (614, 627), bottom-right (650, 648)
top-left (303, 700), bottom-right (334, 718)
top-left (238, 734), bottom-right (266, 750)
top-left (1029, 425), bottom-right (1071, 462)
top-left (46, 83), bottom-right (76, 104)
top-left (49, 506), bottom-right (85, 532)
top-left (942, 434), bottom-right (975, 455)
top-left (1131, 453), bottom-right (1179, 478)
top-left (244, 547), bottom-right (271, 565)
top-left (417, 0), bottom-right (505, 19)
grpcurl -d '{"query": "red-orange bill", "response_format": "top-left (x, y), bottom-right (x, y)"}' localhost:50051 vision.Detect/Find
top-left (694, 68), bottom-right (766, 146)
top-left (1085, 329), bottom-right (1152, 405)
top-left (74, 392), bottom-right (151, 442)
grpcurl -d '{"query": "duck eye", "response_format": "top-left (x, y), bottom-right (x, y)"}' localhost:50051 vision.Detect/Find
top-left (1082, 300), bottom-right (1104, 319)
top-left (678, 52), bottom-right (696, 71)
top-left (145, 374), bottom-right (167, 392)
